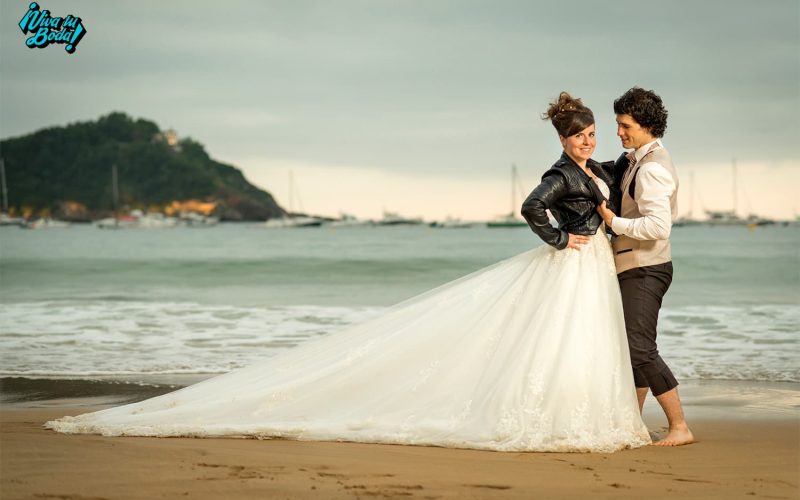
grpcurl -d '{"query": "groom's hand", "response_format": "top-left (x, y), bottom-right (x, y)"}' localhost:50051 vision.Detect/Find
top-left (597, 201), bottom-right (616, 227)
top-left (566, 233), bottom-right (590, 250)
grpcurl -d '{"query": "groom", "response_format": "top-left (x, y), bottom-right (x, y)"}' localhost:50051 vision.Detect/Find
top-left (597, 87), bottom-right (694, 446)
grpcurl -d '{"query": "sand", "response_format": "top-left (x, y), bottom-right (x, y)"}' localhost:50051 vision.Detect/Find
top-left (1, 378), bottom-right (798, 499)
top-left (0, 411), bottom-right (796, 499)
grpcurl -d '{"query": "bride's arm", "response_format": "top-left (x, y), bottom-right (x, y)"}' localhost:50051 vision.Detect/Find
top-left (520, 172), bottom-right (569, 249)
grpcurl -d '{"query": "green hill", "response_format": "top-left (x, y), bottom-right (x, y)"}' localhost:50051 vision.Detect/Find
top-left (0, 112), bottom-right (285, 221)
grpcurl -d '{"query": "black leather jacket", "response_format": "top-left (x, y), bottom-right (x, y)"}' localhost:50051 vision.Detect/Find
top-left (520, 152), bottom-right (618, 250)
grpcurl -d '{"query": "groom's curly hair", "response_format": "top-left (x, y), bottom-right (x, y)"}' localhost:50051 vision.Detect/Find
top-left (613, 87), bottom-right (668, 138)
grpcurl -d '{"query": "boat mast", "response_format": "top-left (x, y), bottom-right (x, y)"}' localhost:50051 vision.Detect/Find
top-left (112, 163), bottom-right (119, 226)
top-left (0, 158), bottom-right (7, 213)
top-left (510, 164), bottom-right (516, 217)
top-left (288, 170), bottom-right (294, 214)
top-left (732, 158), bottom-right (737, 217)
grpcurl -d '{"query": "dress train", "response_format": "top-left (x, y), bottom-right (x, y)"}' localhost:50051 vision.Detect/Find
top-left (47, 229), bottom-right (650, 453)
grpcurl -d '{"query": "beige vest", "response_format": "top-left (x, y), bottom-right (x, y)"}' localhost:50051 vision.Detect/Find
top-left (611, 146), bottom-right (678, 273)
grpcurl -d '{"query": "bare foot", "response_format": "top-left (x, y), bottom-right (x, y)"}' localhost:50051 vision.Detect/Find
top-left (654, 426), bottom-right (694, 446)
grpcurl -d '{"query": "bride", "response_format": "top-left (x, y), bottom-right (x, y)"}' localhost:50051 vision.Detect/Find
top-left (47, 93), bottom-right (651, 453)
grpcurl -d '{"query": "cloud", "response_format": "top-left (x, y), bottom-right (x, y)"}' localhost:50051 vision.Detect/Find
top-left (1, 0), bottom-right (798, 217)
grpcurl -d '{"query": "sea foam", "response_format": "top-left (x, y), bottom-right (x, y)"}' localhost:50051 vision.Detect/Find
top-left (0, 300), bottom-right (797, 383)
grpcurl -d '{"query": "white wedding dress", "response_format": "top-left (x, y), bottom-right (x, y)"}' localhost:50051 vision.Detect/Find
top-left (47, 180), bottom-right (651, 453)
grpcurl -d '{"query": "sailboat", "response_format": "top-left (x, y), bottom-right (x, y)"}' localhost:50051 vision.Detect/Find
top-left (703, 159), bottom-right (744, 225)
top-left (95, 164), bottom-right (131, 228)
top-left (375, 210), bottom-right (423, 226)
top-left (258, 171), bottom-right (325, 228)
top-left (673, 170), bottom-right (701, 227)
top-left (328, 212), bottom-right (370, 228)
top-left (487, 164), bottom-right (528, 228)
top-left (701, 159), bottom-right (774, 227)
top-left (0, 158), bottom-right (64, 228)
top-left (703, 159), bottom-right (771, 226)
top-left (0, 159), bottom-right (24, 227)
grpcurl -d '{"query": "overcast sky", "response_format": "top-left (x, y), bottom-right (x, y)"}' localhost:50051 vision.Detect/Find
top-left (1, 0), bottom-right (798, 219)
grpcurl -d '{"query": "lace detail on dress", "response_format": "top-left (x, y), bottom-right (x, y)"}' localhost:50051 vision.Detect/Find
top-left (411, 361), bottom-right (440, 392)
top-left (255, 390), bottom-right (294, 416)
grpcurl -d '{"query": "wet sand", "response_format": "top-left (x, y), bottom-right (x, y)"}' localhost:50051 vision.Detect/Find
top-left (1, 379), bottom-right (798, 499)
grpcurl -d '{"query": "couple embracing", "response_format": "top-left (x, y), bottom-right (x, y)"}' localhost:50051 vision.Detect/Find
top-left (48, 88), bottom-right (693, 452)
top-left (521, 87), bottom-right (693, 447)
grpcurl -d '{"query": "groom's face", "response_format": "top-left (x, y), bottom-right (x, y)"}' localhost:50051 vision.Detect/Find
top-left (616, 114), bottom-right (653, 150)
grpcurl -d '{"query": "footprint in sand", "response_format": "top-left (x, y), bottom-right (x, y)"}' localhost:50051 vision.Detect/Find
top-left (464, 484), bottom-right (512, 490)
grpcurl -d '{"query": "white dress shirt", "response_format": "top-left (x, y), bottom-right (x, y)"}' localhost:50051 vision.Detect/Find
top-left (610, 139), bottom-right (676, 241)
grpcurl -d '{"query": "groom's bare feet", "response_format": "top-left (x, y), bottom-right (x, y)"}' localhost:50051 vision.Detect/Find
top-left (652, 388), bottom-right (694, 446)
top-left (654, 424), bottom-right (694, 446)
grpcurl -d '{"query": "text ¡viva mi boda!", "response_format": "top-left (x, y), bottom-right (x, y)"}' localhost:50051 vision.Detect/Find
top-left (18, 2), bottom-right (86, 54)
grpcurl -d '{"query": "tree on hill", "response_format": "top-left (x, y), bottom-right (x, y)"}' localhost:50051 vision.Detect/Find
top-left (0, 112), bottom-right (285, 221)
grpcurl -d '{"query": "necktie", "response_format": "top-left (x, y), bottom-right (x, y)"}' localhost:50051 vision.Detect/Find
top-left (623, 152), bottom-right (637, 187)
top-left (626, 151), bottom-right (636, 169)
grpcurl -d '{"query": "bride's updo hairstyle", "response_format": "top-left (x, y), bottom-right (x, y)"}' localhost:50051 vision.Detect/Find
top-left (543, 92), bottom-right (595, 138)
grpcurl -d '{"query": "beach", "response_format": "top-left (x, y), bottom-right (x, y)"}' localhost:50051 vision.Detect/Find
top-left (1, 378), bottom-right (798, 499)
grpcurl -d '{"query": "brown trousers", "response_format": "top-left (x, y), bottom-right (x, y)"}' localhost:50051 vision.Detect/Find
top-left (618, 262), bottom-right (678, 397)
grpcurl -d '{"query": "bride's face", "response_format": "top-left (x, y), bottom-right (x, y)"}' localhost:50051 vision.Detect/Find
top-left (560, 124), bottom-right (596, 163)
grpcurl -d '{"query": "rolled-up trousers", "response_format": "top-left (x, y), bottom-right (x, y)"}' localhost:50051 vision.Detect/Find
top-left (618, 262), bottom-right (678, 397)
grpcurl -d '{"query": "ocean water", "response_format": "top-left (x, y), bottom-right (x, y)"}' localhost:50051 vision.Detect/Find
top-left (1, 224), bottom-right (798, 383)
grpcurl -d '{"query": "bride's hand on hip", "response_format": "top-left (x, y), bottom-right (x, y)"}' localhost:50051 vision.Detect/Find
top-left (567, 233), bottom-right (590, 250)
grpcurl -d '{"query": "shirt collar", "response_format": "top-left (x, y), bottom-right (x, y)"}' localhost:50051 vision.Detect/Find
top-left (633, 138), bottom-right (662, 163)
